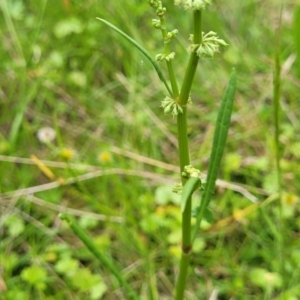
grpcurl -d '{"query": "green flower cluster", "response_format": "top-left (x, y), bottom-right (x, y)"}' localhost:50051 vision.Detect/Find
top-left (160, 96), bottom-right (183, 116)
top-left (148, 0), bottom-right (166, 17)
top-left (189, 31), bottom-right (228, 58)
top-left (174, 0), bottom-right (211, 10)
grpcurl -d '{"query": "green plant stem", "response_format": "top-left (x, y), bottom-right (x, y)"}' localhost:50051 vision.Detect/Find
top-left (160, 18), bottom-right (179, 97)
top-left (59, 214), bottom-right (140, 300)
top-left (174, 10), bottom-right (202, 300)
top-left (167, 59), bottom-right (179, 97)
top-left (174, 252), bottom-right (190, 299)
top-left (177, 108), bottom-right (190, 174)
top-left (178, 10), bottom-right (202, 106)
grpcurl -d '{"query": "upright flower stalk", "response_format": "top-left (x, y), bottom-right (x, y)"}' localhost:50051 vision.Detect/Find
top-left (174, 10), bottom-right (202, 299)
top-left (148, 1), bottom-right (228, 298)
top-left (81, 1), bottom-right (233, 298)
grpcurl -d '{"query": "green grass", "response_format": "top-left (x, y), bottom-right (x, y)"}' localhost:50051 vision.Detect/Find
top-left (1, 0), bottom-right (300, 299)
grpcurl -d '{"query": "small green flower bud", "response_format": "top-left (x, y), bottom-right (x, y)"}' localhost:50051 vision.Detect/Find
top-left (191, 31), bottom-right (228, 58)
top-left (157, 7), bottom-right (166, 17)
top-left (172, 105), bottom-right (179, 116)
top-left (155, 53), bottom-right (165, 61)
top-left (184, 0), bottom-right (193, 10)
top-left (217, 39), bottom-right (228, 47)
top-left (161, 96), bottom-right (173, 105)
top-left (161, 97), bottom-right (183, 117)
top-left (173, 182), bottom-right (183, 195)
top-left (188, 44), bottom-right (199, 53)
top-left (183, 165), bottom-right (201, 178)
top-left (152, 19), bottom-right (161, 28)
top-left (175, 0), bottom-right (212, 11)
top-left (165, 52), bottom-right (175, 61)
top-left (165, 29), bottom-right (179, 43)
top-left (168, 29), bottom-right (178, 38)
top-left (148, 0), bottom-right (159, 8)
top-left (177, 105), bottom-right (183, 114)
top-left (198, 44), bottom-right (214, 58)
top-left (163, 102), bottom-right (174, 114)
top-left (192, 0), bottom-right (211, 10)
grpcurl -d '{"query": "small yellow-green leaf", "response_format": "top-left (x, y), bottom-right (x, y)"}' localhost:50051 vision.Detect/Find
top-left (90, 282), bottom-right (107, 300)
top-left (21, 265), bottom-right (47, 290)
top-left (54, 257), bottom-right (79, 275)
top-left (249, 268), bottom-right (282, 290)
top-left (70, 268), bottom-right (100, 292)
top-left (4, 215), bottom-right (25, 237)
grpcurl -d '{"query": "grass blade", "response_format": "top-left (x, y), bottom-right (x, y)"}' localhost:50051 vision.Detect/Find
top-left (192, 69), bottom-right (236, 242)
top-left (273, 12), bottom-right (282, 194)
top-left (9, 83), bottom-right (39, 148)
top-left (59, 214), bottom-right (140, 300)
top-left (273, 8), bottom-right (284, 276)
top-left (96, 18), bottom-right (172, 96)
top-left (293, 6), bottom-right (300, 78)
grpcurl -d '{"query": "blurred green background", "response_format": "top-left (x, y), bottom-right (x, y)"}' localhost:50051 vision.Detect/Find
top-left (1, 0), bottom-right (300, 299)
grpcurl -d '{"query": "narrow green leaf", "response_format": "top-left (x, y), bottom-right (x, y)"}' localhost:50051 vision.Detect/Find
top-left (59, 214), bottom-right (140, 300)
top-left (273, 16), bottom-right (282, 193)
top-left (192, 69), bottom-right (236, 242)
top-left (181, 177), bottom-right (201, 213)
top-left (96, 18), bottom-right (172, 96)
top-left (293, 6), bottom-right (300, 78)
top-left (9, 82), bottom-right (39, 148)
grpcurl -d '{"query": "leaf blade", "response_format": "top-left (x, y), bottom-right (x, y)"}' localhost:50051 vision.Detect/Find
top-left (96, 18), bottom-right (172, 96)
top-left (192, 69), bottom-right (237, 241)
top-left (181, 177), bottom-right (201, 213)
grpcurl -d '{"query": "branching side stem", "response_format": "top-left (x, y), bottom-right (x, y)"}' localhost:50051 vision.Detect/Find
top-left (160, 18), bottom-right (180, 97)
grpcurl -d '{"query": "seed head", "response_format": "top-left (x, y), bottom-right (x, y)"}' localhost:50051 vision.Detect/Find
top-left (37, 127), bottom-right (56, 144)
